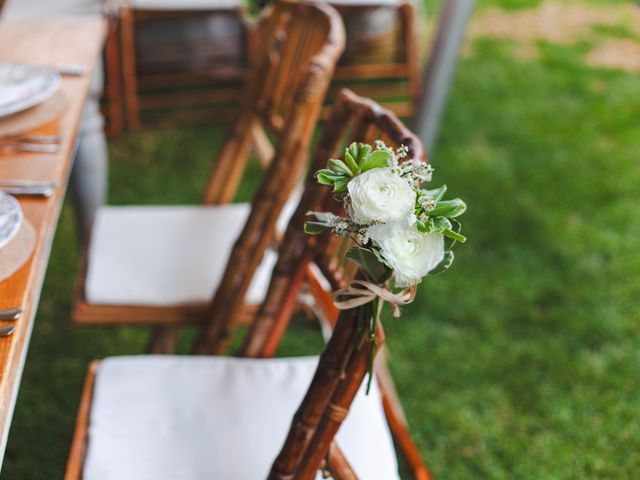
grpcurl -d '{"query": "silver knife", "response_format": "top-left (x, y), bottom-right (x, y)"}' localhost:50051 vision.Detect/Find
top-left (0, 308), bottom-right (22, 321)
top-left (0, 325), bottom-right (15, 337)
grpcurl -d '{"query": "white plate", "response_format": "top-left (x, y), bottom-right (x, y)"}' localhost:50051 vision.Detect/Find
top-left (0, 63), bottom-right (61, 118)
top-left (0, 191), bottom-right (23, 250)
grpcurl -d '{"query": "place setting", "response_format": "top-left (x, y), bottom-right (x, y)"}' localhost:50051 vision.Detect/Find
top-left (0, 62), bottom-right (67, 137)
top-left (0, 62), bottom-right (66, 205)
top-left (0, 62), bottom-right (65, 338)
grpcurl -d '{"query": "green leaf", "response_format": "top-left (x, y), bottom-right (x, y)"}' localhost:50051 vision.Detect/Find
top-left (361, 149), bottom-right (390, 172)
top-left (344, 152), bottom-right (359, 175)
top-left (416, 217), bottom-right (434, 233)
top-left (432, 216), bottom-right (452, 232)
top-left (429, 198), bottom-right (467, 218)
top-left (345, 247), bottom-right (391, 283)
top-left (333, 177), bottom-right (350, 192)
top-left (429, 250), bottom-right (455, 275)
top-left (304, 222), bottom-right (329, 234)
top-left (443, 228), bottom-right (467, 243)
top-left (316, 171), bottom-right (336, 186)
top-left (328, 159), bottom-right (353, 176)
top-left (423, 184), bottom-right (447, 201)
top-left (356, 143), bottom-right (372, 167)
top-left (347, 142), bottom-right (359, 160)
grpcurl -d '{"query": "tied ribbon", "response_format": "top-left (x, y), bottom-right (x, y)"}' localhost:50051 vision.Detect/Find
top-left (332, 280), bottom-right (417, 319)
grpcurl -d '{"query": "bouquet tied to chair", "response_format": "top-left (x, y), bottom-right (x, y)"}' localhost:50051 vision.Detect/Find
top-left (306, 141), bottom-right (467, 389)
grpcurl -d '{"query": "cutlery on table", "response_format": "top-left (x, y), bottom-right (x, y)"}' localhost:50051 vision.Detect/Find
top-left (0, 135), bottom-right (62, 154)
top-left (0, 180), bottom-right (59, 197)
top-left (0, 325), bottom-right (15, 337)
top-left (1, 135), bottom-right (62, 144)
top-left (0, 143), bottom-right (61, 154)
top-left (47, 64), bottom-right (86, 77)
top-left (0, 308), bottom-right (22, 321)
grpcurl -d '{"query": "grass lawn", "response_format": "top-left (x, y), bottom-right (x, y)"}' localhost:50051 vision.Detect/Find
top-left (3, 0), bottom-right (640, 478)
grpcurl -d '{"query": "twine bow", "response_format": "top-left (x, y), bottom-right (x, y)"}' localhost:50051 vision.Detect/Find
top-left (332, 280), bottom-right (417, 319)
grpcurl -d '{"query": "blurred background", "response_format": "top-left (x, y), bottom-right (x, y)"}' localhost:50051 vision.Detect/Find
top-left (3, 0), bottom-right (640, 477)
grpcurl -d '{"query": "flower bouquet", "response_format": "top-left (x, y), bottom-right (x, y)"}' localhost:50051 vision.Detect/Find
top-left (305, 141), bottom-right (466, 389)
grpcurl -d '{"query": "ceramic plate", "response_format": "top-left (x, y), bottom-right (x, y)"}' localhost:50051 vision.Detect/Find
top-left (0, 191), bottom-right (23, 250)
top-left (0, 63), bottom-right (61, 118)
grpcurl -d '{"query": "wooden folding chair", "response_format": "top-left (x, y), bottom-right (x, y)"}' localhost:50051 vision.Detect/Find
top-left (72, 0), bottom-right (346, 353)
top-left (198, 88), bottom-right (432, 479)
top-left (66, 88), bottom-right (433, 480)
top-left (118, 0), bottom-right (250, 130)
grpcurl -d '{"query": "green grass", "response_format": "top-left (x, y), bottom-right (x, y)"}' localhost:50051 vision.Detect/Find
top-left (4, 2), bottom-right (640, 478)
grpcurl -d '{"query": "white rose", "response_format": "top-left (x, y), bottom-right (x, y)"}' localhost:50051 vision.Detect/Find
top-left (347, 168), bottom-right (416, 225)
top-left (374, 224), bottom-right (445, 287)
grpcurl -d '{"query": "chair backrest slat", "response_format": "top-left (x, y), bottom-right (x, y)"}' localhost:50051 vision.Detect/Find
top-left (192, 0), bottom-right (345, 355)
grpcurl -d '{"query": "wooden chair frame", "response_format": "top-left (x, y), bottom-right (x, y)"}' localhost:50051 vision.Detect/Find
top-left (261, 89), bottom-right (436, 479)
top-left (116, 0), bottom-right (419, 131)
top-left (239, 88), bottom-right (433, 479)
top-left (72, 0), bottom-right (346, 354)
top-left (191, 0), bottom-right (346, 354)
top-left (100, 2), bottom-right (125, 138)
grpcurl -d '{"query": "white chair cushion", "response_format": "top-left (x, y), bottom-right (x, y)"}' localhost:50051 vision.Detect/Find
top-left (85, 204), bottom-right (271, 306)
top-left (324, 0), bottom-right (407, 7)
top-left (1, 0), bottom-right (103, 20)
top-left (125, 0), bottom-right (242, 10)
top-left (85, 188), bottom-right (301, 306)
top-left (83, 355), bottom-right (400, 480)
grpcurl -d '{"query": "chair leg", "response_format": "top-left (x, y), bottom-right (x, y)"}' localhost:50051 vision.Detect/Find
top-left (325, 442), bottom-right (358, 480)
top-left (399, 2), bottom-right (420, 103)
top-left (104, 14), bottom-right (124, 138)
top-left (147, 326), bottom-right (181, 354)
top-left (120, 6), bottom-right (140, 131)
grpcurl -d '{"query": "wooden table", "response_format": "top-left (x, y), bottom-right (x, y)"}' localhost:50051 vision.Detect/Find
top-left (0, 16), bottom-right (105, 469)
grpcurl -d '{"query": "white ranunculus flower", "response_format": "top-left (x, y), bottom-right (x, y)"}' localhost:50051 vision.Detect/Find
top-left (368, 220), bottom-right (407, 243)
top-left (375, 224), bottom-right (445, 287)
top-left (347, 168), bottom-right (416, 225)
top-left (367, 210), bottom-right (418, 244)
